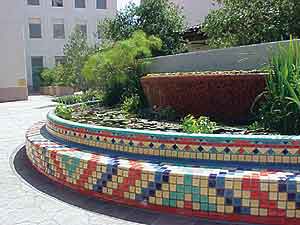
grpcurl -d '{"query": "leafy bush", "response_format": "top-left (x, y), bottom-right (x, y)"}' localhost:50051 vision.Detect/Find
top-left (55, 104), bottom-right (74, 120)
top-left (247, 121), bottom-right (263, 131)
top-left (82, 31), bottom-right (162, 106)
top-left (254, 39), bottom-right (300, 134)
top-left (99, 0), bottom-right (185, 56)
top-left (121, 94), bottom-right (142, 114)
top-left (203, 0), bottom-right (300, 48)
top-left (41, 64), bottom-right (66, 86)
top-left (182, 115), bottom-right (217, 134)
top-left (41, 68), bottom-right (55, 86)
top-left (53, 90), bottom-right (103, 105)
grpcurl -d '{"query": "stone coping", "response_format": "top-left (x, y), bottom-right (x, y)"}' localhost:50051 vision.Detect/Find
top-left (47, 109), bottom-right (300, 164)
top-left (26, 122), bottom-right (300, 224)
top-left (144, 71), bottom-right (267, 78)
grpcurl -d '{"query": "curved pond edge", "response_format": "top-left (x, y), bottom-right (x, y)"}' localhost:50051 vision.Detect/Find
top-left (26, 121), bottom-right (300, 225)
top-left (47, 108), bottom-right (300, 165)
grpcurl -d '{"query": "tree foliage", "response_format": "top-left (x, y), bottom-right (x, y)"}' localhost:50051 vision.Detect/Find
top-left (63, 28), bottom-right (94, 90)
top-left (82, 31), bottom-right (162, 105)
top-left (99, 0), bottom-right (185, 56)
top-left (203, 0), bottom-right (300, 48)
top-left (41, 64), bottom-right (66, 86)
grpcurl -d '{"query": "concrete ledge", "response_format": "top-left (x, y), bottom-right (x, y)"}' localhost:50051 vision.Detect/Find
top-left (0, 86), bottom-right (28, 102)
top-left (26, 122), bottom-right (300, 224)
top-left (146, 39), bottom-right (300, 73)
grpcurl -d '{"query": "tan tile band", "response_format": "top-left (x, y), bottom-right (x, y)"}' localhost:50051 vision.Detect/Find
top-left (0, 87), bottom-right (28, 102)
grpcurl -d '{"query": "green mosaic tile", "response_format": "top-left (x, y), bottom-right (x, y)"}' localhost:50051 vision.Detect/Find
top-left (176, 192), bottom-right (184, 200)
top-left (200, 203), bottom-right (208, 211)
top-left (184, 175), bottom-right (192, 185)
top-left (176, 185), bottom-right (184, 192)
top-left (162, 198), bottom-right (169, 206)
top-left (169, 199), bottom-right (176, 207)
top-left (200, 195), bottom-right (208, 203)
top-left (185, 185), bottom-right (192, 193)
top-left (192, 193), bottom-right (200, 202)
top-left (170, 192), bottom-right (177, 199)
top-left (192, 186), bottom-right (200, 194)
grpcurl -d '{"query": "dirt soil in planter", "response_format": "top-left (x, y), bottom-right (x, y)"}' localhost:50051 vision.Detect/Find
top-left (70, 105), bottom-right (277, 135)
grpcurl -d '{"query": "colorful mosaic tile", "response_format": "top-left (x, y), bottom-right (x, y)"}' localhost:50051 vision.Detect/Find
top-left (46, 111), bottom-right (300, 164)
top-left (26, 121), bottom-right (300, 225)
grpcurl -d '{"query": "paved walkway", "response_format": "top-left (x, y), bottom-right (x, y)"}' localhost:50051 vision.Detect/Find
top-left (0, 96), bottom-right (252, 225)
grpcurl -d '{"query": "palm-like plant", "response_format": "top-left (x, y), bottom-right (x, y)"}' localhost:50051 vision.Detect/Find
top-left (255, 38), bottom-right (300, 134)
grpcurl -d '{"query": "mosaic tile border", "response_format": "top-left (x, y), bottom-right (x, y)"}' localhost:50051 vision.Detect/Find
top-left (47, 109), bottom-right (300, 164)
top-left (26, 122), bottom-right (300, 225)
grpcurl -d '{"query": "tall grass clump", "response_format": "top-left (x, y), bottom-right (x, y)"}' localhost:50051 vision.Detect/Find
top-left (255, 39), bottom-right (300, 134)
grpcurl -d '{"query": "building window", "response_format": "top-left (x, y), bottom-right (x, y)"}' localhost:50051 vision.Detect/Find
top-left (96, 0), bottom-right (107, 9)
top-left (52, 0), bottom-right (63, 7)
top-left (27, 0), bottom-right (40, 6)
top-left (77, 24), bottom-right (87, 36)
top-left (53, 21), bottom-right (65, 39)
top-left (29, 18), bottom-right (42, 39)
top-left (75, 0), bottom-right (85, 8)
top-left (55, 56), bottom-right (65, 65)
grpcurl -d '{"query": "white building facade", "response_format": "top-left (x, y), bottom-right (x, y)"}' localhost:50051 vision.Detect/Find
top-left (0, 0), bottom-right (28, 102)
top-left (24, 0), bottom-right (117, 91)
top-left (170, 0), bottom-right (220, 26)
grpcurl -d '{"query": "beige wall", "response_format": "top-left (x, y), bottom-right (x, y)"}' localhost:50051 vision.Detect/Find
top-left (24, 0), bottom-right (117, 87)
top-left (0, 0), bottom-right (28, 102)
top-left (170, 0), bottom-right (220, 26)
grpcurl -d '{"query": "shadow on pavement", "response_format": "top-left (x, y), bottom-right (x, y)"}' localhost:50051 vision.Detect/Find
top-left (12, 146), bottom-right (251, 225)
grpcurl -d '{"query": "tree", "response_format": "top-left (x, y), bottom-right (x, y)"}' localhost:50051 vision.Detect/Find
top-left (82, 31), bottom-right (162, 105)
top-left (203, 0), bottom-right (300, 48)
top-left (99, 0), bottom-right (185, 56)
top-left (63, 28), bottom-right (93, 90)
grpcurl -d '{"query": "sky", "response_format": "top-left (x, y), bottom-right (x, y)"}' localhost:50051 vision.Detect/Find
top-left (117, 0), bottom-right (140, 10)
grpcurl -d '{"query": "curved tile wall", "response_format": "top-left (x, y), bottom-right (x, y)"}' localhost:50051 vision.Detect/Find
top-left (47, 110), bottom-right (300, 165)
top-left (24, 109), bottom-right (300, 225)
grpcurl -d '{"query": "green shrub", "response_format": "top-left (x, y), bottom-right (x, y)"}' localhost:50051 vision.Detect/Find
top-left (182, 115), bottom-right (217, 134)
top-left (247, 121), bottom-right (263, 131)
top-left (121, 94), bottom-right (142, 114)
top-left (99, 0), bottom-right (185, 56)
top-left (53, 90), bottom-right (103, 105)
top-left (41, 68), bottom-right (55, 86)
top-left (40, 64), bottom-right (66, 86)
top-left (254, 39), bottom-right (300, 134)
top-left (203, 0), bottom-right (299, 48)
top-left (55, 104), bottom-right (74, 120)
top-left (82, 31), bottom-right (162, 106)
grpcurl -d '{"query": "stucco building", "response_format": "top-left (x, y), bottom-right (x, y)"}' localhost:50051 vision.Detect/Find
top-left (0, 0), bottom-right (117, 101)
top-left (0, 0), bottom-right (28, 102)
top-left (170, 0), bottom-right (220, 26)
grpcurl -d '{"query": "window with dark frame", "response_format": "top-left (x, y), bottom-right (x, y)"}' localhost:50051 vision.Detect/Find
top-left (53, 23), bottom-right (65, 39)
top-left (75, 0), bottom-right (86, 8)
top-left (29, 22), bottom-right (42, 39)
top-left (96, 0), bottom-right (107, 9)
top-left (52, 0), bottom-right (63, 7)
top-left (27, 0), bottom-right (40, 6)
